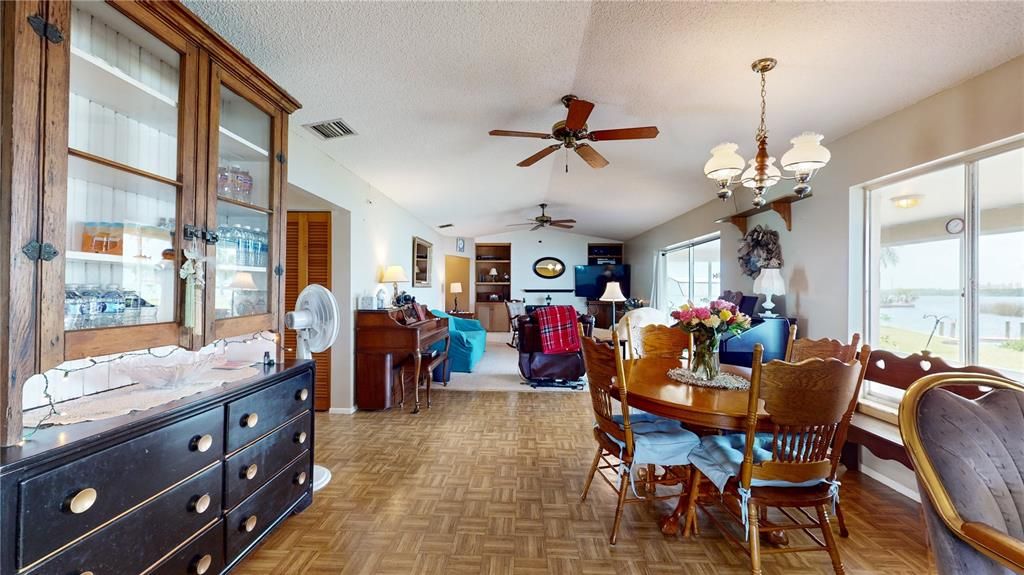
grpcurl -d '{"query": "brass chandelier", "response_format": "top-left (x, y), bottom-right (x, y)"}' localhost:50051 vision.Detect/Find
top-left (704, 58), bottom-right (831, 207)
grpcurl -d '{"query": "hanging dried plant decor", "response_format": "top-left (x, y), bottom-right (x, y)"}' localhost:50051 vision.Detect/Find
top-left (738, 225), bottom-right (783, 278)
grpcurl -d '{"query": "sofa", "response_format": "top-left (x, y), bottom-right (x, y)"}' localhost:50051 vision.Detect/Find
top-left (516, 311), bottom-right (595, 383)
top-left (429, 310), bottom-right (486, 373)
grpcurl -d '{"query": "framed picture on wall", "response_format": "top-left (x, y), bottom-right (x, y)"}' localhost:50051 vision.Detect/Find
top-left (412, 236), bottom-right (433, 287)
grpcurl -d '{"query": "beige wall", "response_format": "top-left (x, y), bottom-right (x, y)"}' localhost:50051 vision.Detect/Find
top-left (627, 55), bottom-right (1024, 341)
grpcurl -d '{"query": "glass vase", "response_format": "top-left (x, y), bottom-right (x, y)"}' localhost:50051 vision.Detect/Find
top-left (691, 330), bottom-right (721, 381)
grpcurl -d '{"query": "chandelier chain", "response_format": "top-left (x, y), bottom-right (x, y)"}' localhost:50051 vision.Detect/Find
top-left (756, 71), bottom-right (768, 142)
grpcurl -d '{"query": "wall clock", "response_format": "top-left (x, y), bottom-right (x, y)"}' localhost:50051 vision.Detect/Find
top-left (945, 217), bottom-right (965, 235)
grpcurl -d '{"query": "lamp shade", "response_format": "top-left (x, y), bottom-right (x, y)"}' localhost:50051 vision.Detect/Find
top-left (228, 271), bottom-right (258, 290)
top-left (753, 267), bottom-right (786, 296)
top-left (741, 157), bottom-right (782, 189)
top-left (599, 281), bottom-right (627, 302)
top-left (450, 282), bottom-right (463, 294)
top-left (381, 265), bottom-right (409, 283)
top-left (781, 132), bottom-right (830, 174)
top-left (488, 268), bottom-right (499, 276)
top-left (704, 142), bottom-right (745, 181)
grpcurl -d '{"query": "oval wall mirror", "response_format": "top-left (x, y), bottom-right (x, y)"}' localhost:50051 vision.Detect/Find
top-left (533, 257), bottom-right (566, 279)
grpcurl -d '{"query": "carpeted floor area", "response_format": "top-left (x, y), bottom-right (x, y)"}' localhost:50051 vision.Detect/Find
top-left (440, 332), bottom-right (585, 393)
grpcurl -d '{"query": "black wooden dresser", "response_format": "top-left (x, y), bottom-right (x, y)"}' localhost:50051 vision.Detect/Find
top-left (0, 360), bottom-right (316, 575)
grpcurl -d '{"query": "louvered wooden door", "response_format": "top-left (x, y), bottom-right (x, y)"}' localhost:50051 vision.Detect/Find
top-left (284, 212), bottom-right (332, 411)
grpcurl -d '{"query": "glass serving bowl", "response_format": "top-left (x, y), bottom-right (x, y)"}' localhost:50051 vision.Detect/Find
top-left (115, 352), bottom-right (222, 389)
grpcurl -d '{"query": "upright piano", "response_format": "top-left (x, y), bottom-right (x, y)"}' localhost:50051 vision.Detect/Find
top-left (719, 317), bottom-right (794, 367)
top-left (355, 308), bottom-right (450, 410)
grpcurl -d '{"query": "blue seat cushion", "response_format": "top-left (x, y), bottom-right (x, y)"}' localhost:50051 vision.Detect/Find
top-left (604, 416), bottom-right (700, 467)
top-left (688, 433), bottom-right (824, 491)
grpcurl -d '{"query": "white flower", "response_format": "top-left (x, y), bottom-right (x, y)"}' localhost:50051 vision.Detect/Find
top-left (702, 316), bottom-right (721, 329)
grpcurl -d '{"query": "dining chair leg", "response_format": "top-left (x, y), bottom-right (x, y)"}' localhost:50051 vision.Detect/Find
top-left (606, 466), bottom-right (630, 540)
top-left (683, 468), bottom-right (703, 537)
top-left (834, 500), bottom-right (850, 537)
top-left (816, 504), bottom-right (846, 575)
top-left (646, 464), bottom-right (656, 495)
top-left (748, 499), bottom-right (762, 575)
top-left (580, 446), bottom-right (603, 502)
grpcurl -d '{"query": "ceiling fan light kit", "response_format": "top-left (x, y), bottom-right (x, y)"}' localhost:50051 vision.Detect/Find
top-left (704, 57), bottom-right (831, 207)
top-left (490, 94), bottom-right (659, 170)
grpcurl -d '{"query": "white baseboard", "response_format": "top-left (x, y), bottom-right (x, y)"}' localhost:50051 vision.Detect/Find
top-left (328, 406), bottom-right (357, 415)
top-left (860, 463), bottom-right (921, 503)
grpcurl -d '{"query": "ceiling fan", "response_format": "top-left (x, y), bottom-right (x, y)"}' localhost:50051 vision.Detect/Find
top-left (508, 203), bottom-right (576, 231)
top-left (490, 94), bottom-right (659, 170)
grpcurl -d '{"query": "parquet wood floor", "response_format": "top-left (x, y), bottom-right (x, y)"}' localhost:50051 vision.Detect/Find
top-left (234, 390), bottom-right (934, 575)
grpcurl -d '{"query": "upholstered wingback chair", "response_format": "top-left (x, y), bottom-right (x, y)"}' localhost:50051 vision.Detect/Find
top-left (900, 373), bottom-right (1024, 575)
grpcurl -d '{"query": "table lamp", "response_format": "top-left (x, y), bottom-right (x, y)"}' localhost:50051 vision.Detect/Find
top-left (381, 265), bottom-right (409, 307)
top-left (753, 267), bottom-right (785, 318)
top-left (450, 282), bottom-right (463, 312)
top-left (600, 281), bottom-right (627, 329)
top-left (488, 267), bottom-right (499, 281)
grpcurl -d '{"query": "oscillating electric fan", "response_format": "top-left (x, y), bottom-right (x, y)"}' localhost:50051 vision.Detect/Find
top-left (284, 284), bottom-right (340, 492)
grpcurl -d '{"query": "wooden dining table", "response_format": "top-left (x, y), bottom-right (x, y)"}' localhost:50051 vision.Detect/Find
top-left (610, 356), bottom-right (769, 537)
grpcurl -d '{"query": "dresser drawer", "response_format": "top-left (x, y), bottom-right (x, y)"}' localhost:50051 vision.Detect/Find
top-left (18, 408), bottom-right (224, 568)
top-left (226, 372), bottom-right (312, 452)
top-left (225, 411), bottom-right (311, 508)
top-left (25, 463), bottom-right (223, 575)
top-left (151, 519), bottom-right (224, 575)
top-left (226, 452), bottom-right (311, 560)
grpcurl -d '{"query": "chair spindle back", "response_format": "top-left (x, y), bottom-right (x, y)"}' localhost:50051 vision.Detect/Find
top-left (579, 324), bottom-right (634, 454)
top-left (740, 343), bottom-right (871, 488)
top-left (640, 324), bottom-right (691, 360)
top-left (786, 324), bottom-right (861, 363)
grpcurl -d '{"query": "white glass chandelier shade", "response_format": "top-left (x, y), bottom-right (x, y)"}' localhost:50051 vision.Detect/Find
top-left (781, 132), bottom-right (831, 174)
top-left (704, 143), bottom-right (746, 181)
top-left (740, 157), bottom-right (781, 189)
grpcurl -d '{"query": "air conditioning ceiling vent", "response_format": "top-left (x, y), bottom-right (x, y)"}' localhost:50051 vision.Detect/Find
top-left (304, 118), bottom-right (357, 140)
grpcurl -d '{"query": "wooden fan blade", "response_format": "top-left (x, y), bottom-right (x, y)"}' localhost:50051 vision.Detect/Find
top-left (548, 219), bottom-right (576, 224)
top-left (550, 222), bottom-right (575, 229)
top-left (506, 222), bottom-right (536, 227)
top-left (587, 126), bottom-right (660, 141)
top-left (530, 223), bottom-right (544, 231)
top-left (574, 143), bottom-right (609, 169)
top-left (565, 99), bottom-right (595, 132)
top-left (489, 130), bottom-right (551, 139)
top-left (517, 144), bottom-right (561, 167)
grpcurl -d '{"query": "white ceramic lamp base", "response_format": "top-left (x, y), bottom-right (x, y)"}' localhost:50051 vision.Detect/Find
top-left (760, 294), bottom-right (779, 318)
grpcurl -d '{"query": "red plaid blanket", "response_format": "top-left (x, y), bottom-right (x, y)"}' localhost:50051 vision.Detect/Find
top-left (534, 305), bottom-right (580, 354)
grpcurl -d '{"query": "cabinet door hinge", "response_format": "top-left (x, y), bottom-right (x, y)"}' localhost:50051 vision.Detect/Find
top-left (275, 152), bottom-right (286, 165)
top-left (22, 241), bottom-right (60, 262)
top-left (27, 15), bottom-right (64, 44)
top-left (274, 264), bottom-right (284, 277)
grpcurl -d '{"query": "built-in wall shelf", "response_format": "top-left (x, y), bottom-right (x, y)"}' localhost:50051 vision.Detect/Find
top-left (588, 243), bottom-right (623, 265)
top-left (714, 193), bottom-right (813, 234)
top-left (477, 281), bottom-right (510, 286)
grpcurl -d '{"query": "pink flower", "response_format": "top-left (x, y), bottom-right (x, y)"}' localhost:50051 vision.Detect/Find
top-left (694, 307), bottom-right (711, 320)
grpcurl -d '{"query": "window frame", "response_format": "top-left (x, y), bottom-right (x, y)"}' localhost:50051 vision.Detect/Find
top-left (862, 139), bottom-right (1024, 407)
top-left (659, 232), bottom-right (721, 310)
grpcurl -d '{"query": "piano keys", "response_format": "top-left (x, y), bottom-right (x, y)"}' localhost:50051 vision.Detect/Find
top-left (355, 308), bottom-right (450, 410)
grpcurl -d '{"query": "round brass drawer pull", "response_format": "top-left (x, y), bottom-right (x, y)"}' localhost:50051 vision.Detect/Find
top-left (242, 514), bottom-right (258, 533)
top-left (66, 488), bottom-right (98, 514)
top-left (191, 434), bottom-right (214, 453)
top-left (243, 464), bottom-right (258, 480)
top-left (295, 471), bottom-right (307, 486)
top-left (297, 388), bottom-right (309, 401)
top-left (80, 571), bottom-right (95, 575)
top-left (193, 553), bottom-right (213, 575)
top-left (241, 413), bottom-right (259, 428)
top-left (295, 431), bottom-right (307, 444)
top-left (192, 493), bottom-right (211, 514)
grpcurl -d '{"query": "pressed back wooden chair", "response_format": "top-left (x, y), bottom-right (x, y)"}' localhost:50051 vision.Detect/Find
top-left (640, 324), bottom-right (691, 362)
top-left (785, 324), bottom-right (861, 363)
top-left (578, 324), bottom-right (696, 544)
top-left (783, 324), bottom-right (862, 536)
top-left (685, 343), bottom-right (870, 575)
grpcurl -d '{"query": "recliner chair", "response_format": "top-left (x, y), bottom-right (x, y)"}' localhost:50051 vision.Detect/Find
top-left (515, 311), bottom-right (595, 385)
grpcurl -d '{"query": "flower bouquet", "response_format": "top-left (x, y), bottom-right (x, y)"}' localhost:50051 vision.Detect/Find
top-left (671, 300), bottom-right (752, 380)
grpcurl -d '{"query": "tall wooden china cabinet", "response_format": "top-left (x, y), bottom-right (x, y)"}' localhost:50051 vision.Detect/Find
top-left (0, 1), bottom-right (299, 445)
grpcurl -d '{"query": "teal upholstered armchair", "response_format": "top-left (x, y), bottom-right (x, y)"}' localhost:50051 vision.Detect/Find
top-left (430, 310), bottom-right (486, 374)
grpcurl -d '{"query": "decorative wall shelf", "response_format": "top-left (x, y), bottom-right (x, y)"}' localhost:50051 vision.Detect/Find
top-left (714, 193), bottom-right (812, 234)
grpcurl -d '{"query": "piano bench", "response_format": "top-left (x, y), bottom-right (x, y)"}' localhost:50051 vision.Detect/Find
top-left (420, 351), bottom-right (448, 409)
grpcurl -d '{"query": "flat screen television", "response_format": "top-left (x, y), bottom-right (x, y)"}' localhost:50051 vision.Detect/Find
top-left (574, 264), bottom-right (630, 300)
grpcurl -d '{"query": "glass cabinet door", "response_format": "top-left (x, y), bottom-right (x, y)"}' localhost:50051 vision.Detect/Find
top-left (210, 70), bottom-right (279, 330)
top-left (64, 2), bottom-right (189, 342)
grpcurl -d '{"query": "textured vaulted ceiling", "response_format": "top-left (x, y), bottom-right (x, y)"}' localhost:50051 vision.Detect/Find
top-left (184, 1), bottom-right (1024, 240)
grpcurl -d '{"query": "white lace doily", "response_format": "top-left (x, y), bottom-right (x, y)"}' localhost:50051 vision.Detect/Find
top-left (24, 366), bottom-right (261, 428)
top-left (666, 367), bottom-right (750, 390)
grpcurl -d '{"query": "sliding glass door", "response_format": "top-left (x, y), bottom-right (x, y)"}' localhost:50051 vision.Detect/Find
top-left (661, 235), bottom-right (721, 311)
